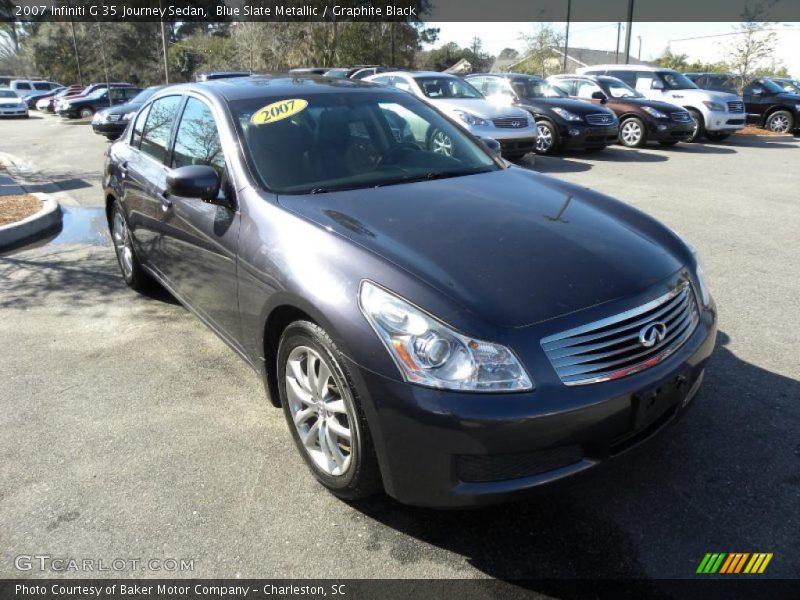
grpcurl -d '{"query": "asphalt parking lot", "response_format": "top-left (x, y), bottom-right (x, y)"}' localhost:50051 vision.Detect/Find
top-left (1, 114), bottom-right (799, 585)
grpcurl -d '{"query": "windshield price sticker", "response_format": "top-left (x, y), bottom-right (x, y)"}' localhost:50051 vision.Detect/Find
top-left (251, 99), bottom-right (309, 125)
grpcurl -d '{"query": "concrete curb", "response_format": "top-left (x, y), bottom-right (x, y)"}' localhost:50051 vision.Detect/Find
top-left (0, 192), bottom-right (62, 251)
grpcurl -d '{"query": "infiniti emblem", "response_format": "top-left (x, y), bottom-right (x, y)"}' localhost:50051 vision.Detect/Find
top-left (639, 322), bottom-right (667, 348)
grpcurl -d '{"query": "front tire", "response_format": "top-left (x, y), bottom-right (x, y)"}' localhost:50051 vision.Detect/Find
top-left (686, 109), bottom-right (704, 143)
top-left (110, 201), bottom-right (151, 292)
top-left (534, 120), bottom-right (559, 155)
top-left (618, 117), bottom-right (647, 147)
top-left (79, 107), bottom-right (94, 119)
top-left (278, 320), bottom-right (381, 500)
top-left (765, 110), bottom-right (793, 134)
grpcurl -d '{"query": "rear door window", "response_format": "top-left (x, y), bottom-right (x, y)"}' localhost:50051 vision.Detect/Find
top-left (131, 104), bottom-right (151, 148)
top-left (15, 82), bottom-right (32, 91)
top-left (606, 71), bottom-right (636, 87)
top-left (33, 82), bottom-right (51, 91)
top-left (140, 96), bottom-right (183, 164)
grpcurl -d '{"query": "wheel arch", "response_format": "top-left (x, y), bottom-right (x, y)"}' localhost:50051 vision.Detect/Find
top-left (761, 104), bottom-right (794, 126)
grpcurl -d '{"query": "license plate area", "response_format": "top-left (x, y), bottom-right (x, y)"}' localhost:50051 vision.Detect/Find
top-left (632, 370), bottom-right (692, 431)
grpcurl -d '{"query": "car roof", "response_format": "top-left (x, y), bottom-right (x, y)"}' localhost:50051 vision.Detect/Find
top-left (154, 74), bottom-right (399, 102)
top-left (468, 73), bottom-right (543, 80)
top-left (580, 64), bottom-right (667, 72)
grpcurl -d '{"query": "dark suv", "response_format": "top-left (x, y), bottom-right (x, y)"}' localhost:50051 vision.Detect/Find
top-left (686, 73), bottom-right (800, 134)
top-left (466, 73), bottom-right (619, 154)
top-left (550, 75), bottom-right (694, 147)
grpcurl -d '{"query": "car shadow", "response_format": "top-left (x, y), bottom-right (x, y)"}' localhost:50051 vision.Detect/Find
top-left (655, 143), bottom-right (738, 155)
top-left (567, 147), bottom-right (670, 163)
top-left (726, 135), bottom-right (799, 149)
top-left (346, 330), bottom-right (800, 585)
top-left (515, 154), bottom-right (592, 174)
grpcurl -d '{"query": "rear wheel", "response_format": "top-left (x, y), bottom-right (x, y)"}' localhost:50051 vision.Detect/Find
top-left (427, 127), bottom-right (454, 157)
top-left (79, 107), bottom-right (94, 119)
top-left (618, 117), bottom-right (647, 147)
top-left (534, 120), bottom-right (558, 154)
top-left (765, 110), bottom-right (793, 134)
top-left (686, 109), bottom-right (704, 143)
top-left (110, 202), bottom-right (151, 292)
top-left (278, 321), bottom-right (381, 500)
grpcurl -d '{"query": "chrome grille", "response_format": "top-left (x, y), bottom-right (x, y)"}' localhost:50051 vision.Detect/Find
top-left (727, 101), bottom-right (744, 113)
top-left (585, 113), bottom-right (616, 126)
top-left (492, 116), bottom-right (529, 128)
top-left (541, 285), bottom-right (699, 386)
top-left (671, 111), bottom-right (692, 123)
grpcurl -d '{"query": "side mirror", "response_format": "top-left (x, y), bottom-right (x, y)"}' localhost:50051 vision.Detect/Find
top-left (166, 165), bottom-right (221, 203)
top-left (591, 90), bottom-right (608, 103)
top-left (651, 79), bottom-right (665, 90)
top-left (478, 137), bottom-right (503, 159)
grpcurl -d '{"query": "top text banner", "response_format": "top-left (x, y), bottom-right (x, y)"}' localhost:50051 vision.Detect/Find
top-left (6, 0), bottom-right (800, 22)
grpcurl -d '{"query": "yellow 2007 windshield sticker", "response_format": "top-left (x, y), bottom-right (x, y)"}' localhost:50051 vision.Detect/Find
top-left (251, 99), bottom-right (308, 125)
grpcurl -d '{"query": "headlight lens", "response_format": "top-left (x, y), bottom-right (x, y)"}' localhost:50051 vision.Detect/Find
top-left (643, 106), bottom-right (669, 119)
top-left (359, 281), bottom-right (533, 392)
top-left (702, 100), bottom-right (725, 112)
top-left (672, 230), bottom-right (711, 307)
top-left (453, 110), bottom-right (489, 127)
top-left (552, 107), bottom-right (582, 122)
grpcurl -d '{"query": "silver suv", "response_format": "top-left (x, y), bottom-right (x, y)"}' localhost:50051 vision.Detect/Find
top-left (577, 65), bottom-right (745, 142)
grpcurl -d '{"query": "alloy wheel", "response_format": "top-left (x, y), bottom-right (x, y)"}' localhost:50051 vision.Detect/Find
top-left (285, 346), bottom-right (353, 476)
top-left (112, 211), bottom-right (134, 279)
top-left (430, 130), bottom-right (454, 156)
top-left (80, 108), bottom-right (93, 119)
top-left (535, 123), bottom-right (553, 153)
top-left (768, 114), bottom-right (791, 133)
top-left (620, 120), bottom-right (643, 146)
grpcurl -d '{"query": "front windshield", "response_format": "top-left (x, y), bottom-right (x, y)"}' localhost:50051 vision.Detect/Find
top-left (600, 77), bottom-right (644, 98)
top-left (0, 90), bottom-right (18, 98)
top-left (233, 92), bottom-right (499, 194)
top-left (325, 69), bottom-right (349, 78)
top-left (761, 79), bottom-right (786, 94)
top-left (659, 71), bottom-right (698, 90)
top-left (510, 78), bottom-right (566, 98)
top-left (130, 87), bottom-right (157, 104)
top-left (414, 76), bottom-right (483, 99)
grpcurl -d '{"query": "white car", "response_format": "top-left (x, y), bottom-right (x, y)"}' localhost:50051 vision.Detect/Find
top-left (364, 71), bottom-right (538, 158)
top-left (577, 64), bottom-right (745, 142)
top-left (0, 89), bottom-right (28, 118)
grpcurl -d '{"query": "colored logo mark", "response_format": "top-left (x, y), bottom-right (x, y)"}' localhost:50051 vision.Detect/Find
top-left (696, 552), bottom-right (773, 574)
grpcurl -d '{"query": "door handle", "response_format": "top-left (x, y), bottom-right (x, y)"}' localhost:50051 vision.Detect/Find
top-left (160, 190), bottom-right (173, 212)
top-left (119, 161), bottom-right (128, 179)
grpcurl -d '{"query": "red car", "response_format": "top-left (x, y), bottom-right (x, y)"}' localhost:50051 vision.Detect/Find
top-left (37, 85), bottom-right (82, 113)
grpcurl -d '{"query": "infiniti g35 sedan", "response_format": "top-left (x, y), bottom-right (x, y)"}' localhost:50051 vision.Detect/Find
top-left (104, 75), bottom-right (717, 507)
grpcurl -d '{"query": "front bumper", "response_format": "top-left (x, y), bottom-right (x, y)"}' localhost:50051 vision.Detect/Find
top-left (0, 107), bottom-right (28, 117)
top-left (649, 120), bottom-right (694, 142)
top-left (92, 121), bottom-right (127, 137)
top-left (558, 122), bottom-right (620, 148)
top-left (345, 301), bottom-right (717, 507)
top-left (466, 122), bottom-right (539, 156)
top-left (704, 109), bottom-right (745, 132)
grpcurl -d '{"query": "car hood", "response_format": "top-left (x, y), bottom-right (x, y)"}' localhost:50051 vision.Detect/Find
top-left (0, 98), bottom-right (23, 106)
top-left (105, 101), bottom-right (143, 116)
top-left (277, 168), bottom-right (685, 328)
top-left (519, 96), bottom-right (614, 116)
top-left (427, 98), bottom-right (531, 120)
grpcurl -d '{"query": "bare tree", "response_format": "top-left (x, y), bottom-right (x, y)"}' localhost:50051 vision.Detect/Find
top-left (518, 24), bottom-right (564, 77)
top-left (725, 0), bottom-right (778, 94)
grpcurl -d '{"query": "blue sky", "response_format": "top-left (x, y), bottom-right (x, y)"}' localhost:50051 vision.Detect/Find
top-left (425, 22), bottom-right (800, 76)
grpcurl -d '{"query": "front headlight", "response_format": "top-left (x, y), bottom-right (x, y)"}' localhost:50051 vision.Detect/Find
top-left (552, 107), bottom-right (582, 122)
top-left (359, 281), bottom-right (533, 392)
top-left (671, 230), bottom-right (711, 307)
top-left (453, 110), bottom-right (489, 127)
top-left (643, 106), bottom-right (669, 119)
top-left (702, 100), bottom-right (725, 112)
